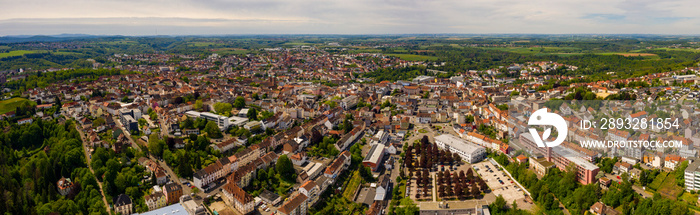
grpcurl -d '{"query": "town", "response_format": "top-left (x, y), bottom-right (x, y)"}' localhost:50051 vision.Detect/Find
top-left (2, 36), bottom-right (700, 215)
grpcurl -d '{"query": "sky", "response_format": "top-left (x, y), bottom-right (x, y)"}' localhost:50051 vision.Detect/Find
top-left (1, 0), bottom-right (699, 36)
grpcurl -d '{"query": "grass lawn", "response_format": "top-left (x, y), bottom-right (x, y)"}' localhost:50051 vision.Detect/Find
top-left (385, 54), bottom-right (438, 61)
top-left (343, 170), bottom-right (363, 200)
top-left (0, 98), bottom-right (35, 114)
top-left (418, 129), bottom-right (428, 133)
top-left (648, 172), bottom-right (668, 191)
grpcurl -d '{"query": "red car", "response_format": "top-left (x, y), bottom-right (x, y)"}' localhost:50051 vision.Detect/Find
top-left (617, 176), bottom-right (621, 179)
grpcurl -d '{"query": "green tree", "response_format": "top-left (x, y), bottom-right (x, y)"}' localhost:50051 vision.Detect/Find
top-left (149, 110), bottom-right (158, 121)
top-left (194, 100), bottom-right (203, 111)
top-left (489, 195), bottom-right (507, 214)
top-left (148, 133), bottom-right (164, 157)
top-left (204, 121), bottom-right (223, 139)
top-left (93, 117), bottom-right (106, 127)
top-left (276, 155), bottom-right (295, 181)
top-left (248, 108), bottom-right (258, 121)
top-left (234, 96), bottom-right (246, 109)
top-left (214, 102), bottom-right (233, 116)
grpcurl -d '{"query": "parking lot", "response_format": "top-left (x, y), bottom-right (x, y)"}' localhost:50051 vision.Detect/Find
top-left (473, 161), bottom-right (527, 204)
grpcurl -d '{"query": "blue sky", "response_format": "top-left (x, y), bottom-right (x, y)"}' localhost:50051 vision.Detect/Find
top-left (0, 0), bottom-right (698, 35)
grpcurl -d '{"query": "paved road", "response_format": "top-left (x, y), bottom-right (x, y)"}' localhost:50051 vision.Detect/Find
top-left (114, 115), bottom-right (194, 200)
top-left (75, 124), bottom-right (112, 214)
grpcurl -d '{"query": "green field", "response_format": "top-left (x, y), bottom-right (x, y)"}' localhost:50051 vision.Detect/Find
top-left (190, 42), bottom-right (219, 47)
top-left (284, 42), bottom-right (313, 46)
top-left (0, 98), bottom-right (36, 114)
top-left (483, 46), bottom-right (581, 54)
top-left (636, 47), bottom-right (700, 53)
top-left (347, 48), bottom-right (381, 53)
top-left (0, 50), bottom-right (82, 59)
top-left (483, 46), bottom-right (660, 58)
top-left (214, 48), bottom-right (252, 55)
top-left (0, 50), bottom-right (41, 59)
top-left (386, 54), bottom-right (438, 61)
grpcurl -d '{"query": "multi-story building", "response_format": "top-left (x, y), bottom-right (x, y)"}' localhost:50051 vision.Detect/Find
top-left (222, 181), bottom-right (255, 214)
top-left (163, 183), bottom-right (183, 205)
top-left (685, 159), bottom-right (700, 192)
top-left (340, 95), bottom-right (358, 110)
top-left (145, 192), bottom-right (166, 211)
top-left (114, 194), bottom-right (133, 215)
top-left (549, 146), bottom-right (600, 185)
top-left (277, 193), bottom-right (308, 215)
top-left (193, 162), bottom-right (220, 190)
top-left (335, 126), bottom-right (363, 151)
top-left (119, 109), bottom-right (141, 132)
top-left (665, 155), bottom-right (684, 170)
top-left (521, 133), bottom-right (599, 184)
top-left (57, 177), bottom-right (75, 196)
top-left (323, 151), bottom-right (351, 179)
top-left (529, 156), bottom-right (555, 178)
top-left (434, 134), bottom-right (486, 163)
top-left (299, 180), bottom-right (320, 206)
top-left (363, 144), bottom-right (385, 172)
top-left (185, 111), bottom-right (230, 130)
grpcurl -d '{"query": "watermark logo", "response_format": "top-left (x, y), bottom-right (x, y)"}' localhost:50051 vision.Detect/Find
top-left (528, 108), bottom-right (567, 147)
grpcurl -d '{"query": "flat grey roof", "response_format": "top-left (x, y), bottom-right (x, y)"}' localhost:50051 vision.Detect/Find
top-left (435, 134), bottom-right (485, 155)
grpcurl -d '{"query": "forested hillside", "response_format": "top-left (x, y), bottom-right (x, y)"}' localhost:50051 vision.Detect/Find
top-left (0, 119), bottom-right (107, 214)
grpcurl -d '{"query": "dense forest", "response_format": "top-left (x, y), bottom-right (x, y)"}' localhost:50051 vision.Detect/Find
top-left (4, 68), bottom-right (137, 92)
top-left (0, 119), bottom-right (108, 214)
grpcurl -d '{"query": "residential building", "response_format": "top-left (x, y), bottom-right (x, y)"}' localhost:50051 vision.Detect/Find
top-left (145, 192), bottom-right (166, 211)
top-left (299, 180), bottom-right (320, 206)
top-left (164, 183), bottom-right (183, 205)
top-left (222, 181), bottom-right (255, 215)
top-left (57, 177), bottom-right (75, 196)
top-left (277, 193), bottom-right (308, 215)
top-left (114, 194), bottom-right (133, 215)
top-left (685, 160), bottom-right (700, 192)
top-left (324, 151), bottom-right (351, 179)
top-left (589, 202), bottom-right (621, 215)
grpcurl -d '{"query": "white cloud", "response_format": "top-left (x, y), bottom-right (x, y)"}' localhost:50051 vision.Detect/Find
top-left (0, 0), bottom-right (698, 35)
